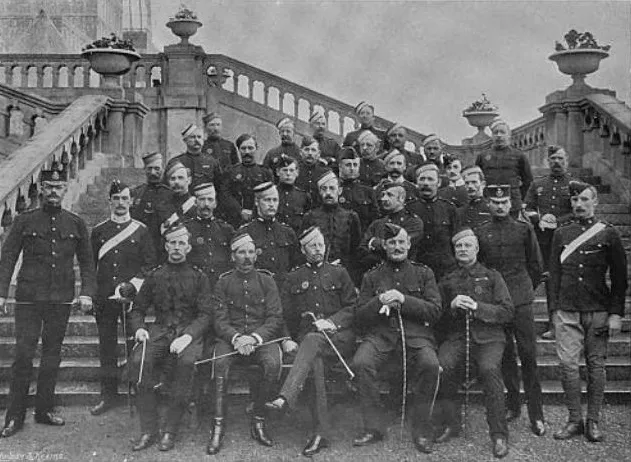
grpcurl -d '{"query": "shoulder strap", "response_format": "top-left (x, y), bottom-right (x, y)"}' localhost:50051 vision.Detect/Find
top-left (98, 221), bottom-right (141, 261)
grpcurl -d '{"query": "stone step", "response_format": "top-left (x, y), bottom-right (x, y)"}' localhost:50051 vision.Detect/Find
top-left (0, 315), bottom-right (154, 337)
top-left (596, 213), bottom-right (631, 225)
top-left (532, 297), bottom-right (631, 316)
top-left (533, 315), bottom-right (631, 334)
top-left (0, 336), bottom-right (127, 358)
top-left (520, 356), bottom-right (630, 381)
top-left (536, 333), bottom-right (630, 356)
top-left (596, 204), bottom-right (630, 214)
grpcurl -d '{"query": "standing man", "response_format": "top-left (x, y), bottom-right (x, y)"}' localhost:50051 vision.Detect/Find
top-left (130, 152), bottom-right (173, 260)
top-left (352, 224), bottom-right (442, 454)
top-left (266, 227), bottom-right (357, 456)
top-left (343, 101), bottom-right (386, 148)
top-left (275, 155), bottom-right (312, 233)
top-left (524, 145), bottom-right (573, 340)
top-left (476, 185), bottom-right (545, 436)
top-left (438, 155), bottom-right (468, 207)
top-left (207, 234), bottom-right (284, 454)
top-left (386, 123), bottom-right (422, 172)
top-left (408, 163), bottom-right (458, 281)
top-left (310, 110), bottom-right (341, 168)
top-left (167, 124), bottom-right (222, 189)
top-left (455, 166), bottom-right (491, 232)
top-left (549, 181), bottom-right (628, 442)
top-left (302, 171), bottom-right (362, 284)
top-left (263, 117), bottom-right (301, 172)
top-left (295, 136), bottom-right (331, 203)
top-left (161, 161), bottom-right (197, 232)
top-left (202, 112), bottom-right (240, 169)
top-left (0, 169), bottom-right (96, 437)
top-left (357, 130), bottom-right (386, 187)
top-left (338, 146), bottom-right (379, 231)
top-left (89, 180), bottom-right (157, 416)
top-left (129, 224), bottom-right (214, 452)
top-left (375, 149), bottom-right (419, 205)
top-left (435, 229), bottom-right (513, 458)
top-left (475, 120), bottom-right (533, 218)
top-left (422, 134), bottom-right (446, 171)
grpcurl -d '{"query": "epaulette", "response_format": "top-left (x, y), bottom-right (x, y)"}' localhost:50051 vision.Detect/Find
top-left (257, 268), bottom-right (274, 277)
top-left (218, 269), bottom-right (234, 279)
top-left (294, 185), bottom-right (308, 193)
top-left (94, 218), bottom-right (109, 229)
top-left (410, 260), bottom-right (430, 269)
top-left (149, 264), bottom-right (163, 274)
top-left (366, 262), bottom-right (385, 274)
top-left (131, 218), bottom-right (147, 229)
top-left (289, 263), bottom-right (307, 272)
top-left (436, 196), bottom-right (457, 207)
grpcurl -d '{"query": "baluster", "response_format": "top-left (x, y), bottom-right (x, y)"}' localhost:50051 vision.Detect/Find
top-left (247, 79), bottom-right (253, 99)
top-left (36, 66), bottom-right (44, 88)
top-left (293, 97), bottom-right (299, 118)
top-left (52, 65), bottom-right (59, 88)
top-left (263, 85), bottom-right (269, 106)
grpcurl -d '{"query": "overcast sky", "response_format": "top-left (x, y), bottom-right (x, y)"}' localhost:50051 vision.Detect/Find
top-left (147, 0), bottom-right (631, 144)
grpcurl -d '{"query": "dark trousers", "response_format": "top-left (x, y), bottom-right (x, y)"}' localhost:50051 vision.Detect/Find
top-left (212, 339), bottom-right (282, 417)
top-left (5, 303), bottom-right (71, 424)
top-left (130, 332), bottom-right (201, 435)
top-left (501, 303), bottom-right (544, 423)
top-left (94, 300), bottom-right (130, 399)
top-left (279, 329), bottom-right (355, 437)
top-left (535, 227), bottom-right (555, 324)
top-left (437, 338), bottom-right (508, 441)
top-left (352, 340), bottom-right (440, 438)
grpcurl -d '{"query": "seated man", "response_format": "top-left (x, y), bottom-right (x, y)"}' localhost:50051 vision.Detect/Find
top-left (207, 234), bottom-right (284, 455)
top-left (266, 227), bottom-right (357, 456)
top-left (435, 228), bottom-right (514, 459)
top-left (352, 224), bottom-right (442, 454)
top-left (129, 224), bottom-right (214, 452)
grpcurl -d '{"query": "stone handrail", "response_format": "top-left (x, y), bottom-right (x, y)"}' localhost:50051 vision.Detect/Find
top-left (0, 94), bottom-right (110, 246)
top-left (511, 116), bottom-right (548, 167)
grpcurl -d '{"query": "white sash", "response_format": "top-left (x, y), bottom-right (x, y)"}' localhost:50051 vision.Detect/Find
top-left (560, 221), bottom-right (607, 264)
top-left (163, 196), bottom-right (196, 229)
top-left (98, 221), bottom-right (141, 261)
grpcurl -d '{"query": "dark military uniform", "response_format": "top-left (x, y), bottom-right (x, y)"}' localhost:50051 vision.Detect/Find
top-left (343, 125), bottom-right (386, 148)
top-left (436, 262), bottom-right (514, 442)
top-left (339, 178), bottom-right (379, 231)
top-left (239, 218), bottom-right (301, 286)
top-left (475, 146), bottom-right (533, 214)
top-left (375, 177), bottom-right (419, 205)
top-left (438, 184), bottom-right (469, 208)
top-left (213, 268), bottom-right (284, 418)
top-left (352, 260), bottom-right (442, 439)
top-left (219, 163), bottom-right (273, 227)
top-left (0, 205), bottom-right (96, 424)
top-left (130, 182), bottom-right (173, 260)
top-left (263, 142), bottom-right (301, 172)
top-left (549, 217), bottom-right (628, 425)
top-left (276, 182), bottom-right (312, 233)
top-left (455, 197), bottom-right (492, 232)
top-left (296, 160), bottom-right (331, 204)
top-left (129, 262), bottom-right (214, 436)
top-left (358, 157), bottom-right (386, 187)
top-left (407, 196), bottom-right (458, 280)
top-left (359, 209), bottom-right (424, 271)
top-left (183, 215), bottom-right (235, 289)
top-left (279, 262), bottom-right (356, 437)
top-left (477, 216), bottom-right (544, 424)
top-left (202, 136), bottom-right (239, 169)
top-left (313, 133), bottom-right (341, 168)
top-left (162, 193), bottom-right (197, 233)
top-left (166, 151), bottom-right (222, 190)
top-left (91, 218), bottom-right (157, 401)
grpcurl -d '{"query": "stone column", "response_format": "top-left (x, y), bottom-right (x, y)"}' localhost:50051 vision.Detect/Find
top-left (565, 102), bottom-right (584, 168)
top-left (103, 101), bottom-right (128, 158)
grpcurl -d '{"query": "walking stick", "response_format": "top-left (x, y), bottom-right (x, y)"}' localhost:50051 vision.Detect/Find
top-left (394, 305), bottom-right (407, 440)
top-left (303, 311), bottom-right (355, 380)
top-left (462, 308), bottom-right (471, 438)
top-left (193, 336), bottom-right (290, 366)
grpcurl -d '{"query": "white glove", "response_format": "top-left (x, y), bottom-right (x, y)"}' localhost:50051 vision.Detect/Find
top-left (170, 334), bottom-right (192, 355)
top-left (135, 328), bottom-right (149, 343)
top-left (450, 295), bottom-right (478, 311)
top-left (539, 213), bottom-right (558, 231)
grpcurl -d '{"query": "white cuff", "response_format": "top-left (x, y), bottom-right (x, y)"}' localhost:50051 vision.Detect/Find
top-left (252, 333), bottom-right (263, 345)
top-left (231, 333), bottom-right (241, 344)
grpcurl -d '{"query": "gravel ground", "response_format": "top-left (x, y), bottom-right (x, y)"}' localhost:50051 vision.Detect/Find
top-left (0, 399), bottom-right (629, 462)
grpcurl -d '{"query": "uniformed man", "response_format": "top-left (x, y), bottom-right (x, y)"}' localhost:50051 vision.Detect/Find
top-left (385, 123), bottom-right (422, 172)
top-left (475, 120), bottom-right (533, 217)
top-left (161, 161), bottom-right (197, 233)
top-left (183, 183), bottom-right (235, 290)
top-left (549, 181), bottom-right (628, 443)
top-left (357, 130), bottom-right (387, 187)
top-left (166, 124), bottom-right (222, 190)
top-left (129, 224), bottom-right (214, 452)
top-left (408, 163), bottom-right (458, 281)
top-left (0, 169), bottom-right (96, 437)
top-left (89, 180), bottom-right (157, 416)
top-left (296, 136), bottom-right (331, 204)
top-left (310, 110), bottom-right (341, 169)
top-left (275, 154), bottom-right (312, 233)
top-left (438, 155), bottom-right (468, 207)
top-left (266, 227), bottom-right (357, 456)
top-left (239, 182), bottom-right (301, 287)
top-left (524, 145), bottom-right (573, 340)
top-left (422, 134), bottom-right (447, 172)
top-left (435, 229), bottom-right (513, 459)
top-left (455, 166), bottom-right (491, 231)
top-left (375, 149), bottom-right (419, 205)
top-left (207, 233), bottom-right (284, 454)
top-left (360, 182), bottom-right (424, 270)
top-left (338, 146), bottom-right (379, 231)
top-left (130, 152), bottom-right (173, 260)
top-left (342, 101), bottom-right (386, 148)
top-left (302, 171), bottom-right (362, 284)
top-left (476, 185), bottom-right (545, 436)
top-left (352, 224), bottom-right (442, 454)
top-left (220, 134), bottom-right (273, 227)
top-left (201, 112), bottom-right (240, 168)
top-left (263, 117), bottom-right (301, 172)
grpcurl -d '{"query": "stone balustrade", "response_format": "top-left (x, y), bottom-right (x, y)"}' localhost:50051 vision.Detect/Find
top-left (511, 116), bottom-right (548, 167)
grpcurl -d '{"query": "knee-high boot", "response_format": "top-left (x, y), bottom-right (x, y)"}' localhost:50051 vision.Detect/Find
top-left (206, 377), bottom-right (226, 455)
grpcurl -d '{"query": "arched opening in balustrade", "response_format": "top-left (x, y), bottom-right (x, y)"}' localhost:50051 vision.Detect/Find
top-left (0, 66), bottom-right (5, 84)
top-left (32, 114), bottom-right (47, 135)
top-left (89, 69), bottom-right (100, 87)
top-left (73, 67), bottom-right (84, 88)
top-left (134, 66), bottom-right (146, 88)
top-left (328, 111), bottom-right (341, 135)
top-left (221, 68), bottom-right (234, 92)
top-left (11, 66), bottom-right (22, 87)
top-left (8, 106), bottom-right (24, 138)
top-left (252, 81), bottom-right (265, 104)
top-left (237, 75), bottom-right (250, 98)
top-left (26, 66), bottom-right (38, 87)
top-left (68, 141), bottom-right (79, 178)
top-left (267, 87), bottom-right (280, 110)
top-left (58, 66), bottom-right (69, 88)
top-left (282, 93), bottom-right (295, 117)
top-left (342, 116), bottom-right (356, 136)
top-left (42, 66), bottom-right (53, 87)
top-left (297, 99), bottom-right (310, 122)
top-left (150, 66), bottom-right (162, 87)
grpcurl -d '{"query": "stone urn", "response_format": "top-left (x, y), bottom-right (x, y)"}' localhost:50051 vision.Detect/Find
top-left (167, 18), bottom-right (203, 45)
top-left (82, 48), bottom-right (140, 88)
top-left (549, 48), bottom-right (609, 87)
top-left (463, 110), bottom-right (499, 130)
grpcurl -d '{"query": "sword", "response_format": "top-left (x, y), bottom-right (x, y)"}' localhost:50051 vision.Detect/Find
top-left (394, 304), bottom-right (407, 440)
top-left (462, 308), bottom-right (471, 439)
top-left (119, 300), bottom-right (133, 417)
top-left (303, 311), bottom-right (355, 380)
top-left (194, 336), bottom-right (290, 365)
top-left (137, 339), bottom-right (147, 385)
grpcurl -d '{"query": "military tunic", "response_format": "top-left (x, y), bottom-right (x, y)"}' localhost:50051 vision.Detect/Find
top-left (276, 183), bottom-right (312, 233)
top-left (295, 160), bottom-right (331, 204)
top-left (438, 184), bottom-right (469, 208)
top-left (220, 163), bottom-right (273, 227)
top-left (339, 179), bottom-right (379, 231)
top-left (343, 125), bottom-right (386, 148)
top-left (166, 151), bottom-right (222, 190)
top-left (374, 177), bottom-right (420, 205)
top-left (202, 136), bottom-right (239, 169)
top-left (455, 197), bottom-right (492, 232)
top-left (358, 157), bottom-right (386, 187)
top-left (313, 133), bottom-right (341, 168)
top-left (130, 182), bottom-right (173, 260)
top-left (263, 142), bottom-right (301, 172)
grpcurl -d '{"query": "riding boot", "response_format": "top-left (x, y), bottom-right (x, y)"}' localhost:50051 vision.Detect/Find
top-left (206, 377), bottom-right (226, 455)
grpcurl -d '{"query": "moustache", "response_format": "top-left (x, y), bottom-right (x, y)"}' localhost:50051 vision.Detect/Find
top-left (420, 186), bottom-right (432, 191)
